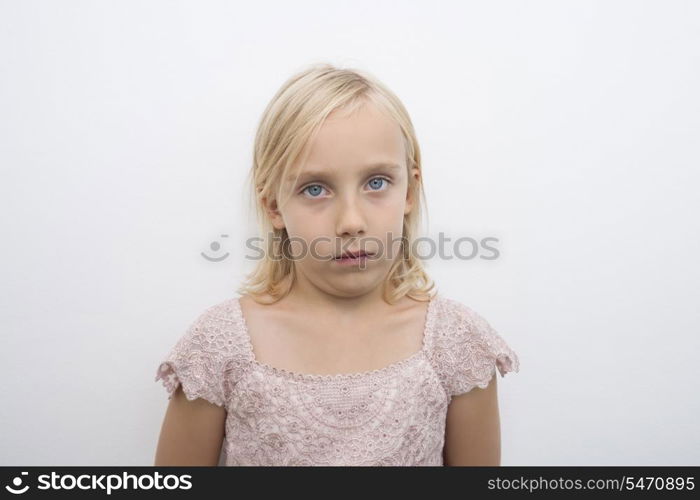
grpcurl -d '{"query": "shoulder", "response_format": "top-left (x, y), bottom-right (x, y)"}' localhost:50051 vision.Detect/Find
top-left (427, 294), bottom-right (520, 398)
top-left (192, 296), bottom-right (244, 325)
top-left (168, 297), bottom-right (245, 354)
top-left (432, 295), bottom-right (502, 343)
top-left (428, 294), bottom-right (498, 345)
top-left (154, 296), bottom-right (250, 406)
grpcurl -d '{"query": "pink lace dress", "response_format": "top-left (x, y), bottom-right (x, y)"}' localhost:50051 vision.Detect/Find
top-left (155, 293), bottom-right (520, 466)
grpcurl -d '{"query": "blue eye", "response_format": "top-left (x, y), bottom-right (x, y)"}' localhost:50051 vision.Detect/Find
top-left (302, 184), bottom-right (326, 197)
top-left (367, 177), bottom-right (390, 191)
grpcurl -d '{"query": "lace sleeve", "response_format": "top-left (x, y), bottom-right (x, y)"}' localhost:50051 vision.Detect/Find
top-left (154, 305), bottom-right (236, 407)
top-left (433, 300), bottom-right (520, 398)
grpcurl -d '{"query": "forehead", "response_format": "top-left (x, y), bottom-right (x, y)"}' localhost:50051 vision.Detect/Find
top-left (289, 102), bottom-right (405, 181)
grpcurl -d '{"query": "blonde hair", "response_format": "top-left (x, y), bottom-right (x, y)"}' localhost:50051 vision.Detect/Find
top-left (236, 63), bottom-right (436, 305)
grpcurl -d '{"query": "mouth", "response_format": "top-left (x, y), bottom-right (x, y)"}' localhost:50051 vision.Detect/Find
top-left (334, 250), bottom-right (374, 260)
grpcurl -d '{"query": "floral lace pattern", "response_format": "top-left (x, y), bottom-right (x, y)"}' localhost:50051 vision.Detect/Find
top-left (155, 293), bottom-right (520, 466)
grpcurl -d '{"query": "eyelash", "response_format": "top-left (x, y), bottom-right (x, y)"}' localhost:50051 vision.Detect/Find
top-left (300, 176), bottom-right (392, 198)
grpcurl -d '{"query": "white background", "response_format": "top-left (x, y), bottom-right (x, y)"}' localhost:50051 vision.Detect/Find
top-left (1, 0), bottom-right (698, 466)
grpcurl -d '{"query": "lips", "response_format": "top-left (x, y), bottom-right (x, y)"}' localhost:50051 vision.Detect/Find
top-left (336, 249), bottom-right (373, 259)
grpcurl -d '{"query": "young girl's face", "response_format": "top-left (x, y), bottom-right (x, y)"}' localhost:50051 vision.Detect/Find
top-left (267, 100), bottom-right (419, 298)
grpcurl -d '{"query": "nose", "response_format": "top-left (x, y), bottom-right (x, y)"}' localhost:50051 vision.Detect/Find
top-left (335, 192), bottom-right (366, 238)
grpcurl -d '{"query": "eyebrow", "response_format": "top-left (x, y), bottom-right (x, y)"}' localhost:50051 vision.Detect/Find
top-left (288, 162), bottom-right (401, 184)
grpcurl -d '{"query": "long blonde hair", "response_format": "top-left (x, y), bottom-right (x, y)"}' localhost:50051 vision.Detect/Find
top-left (237, 63), bottom-right (436, 305)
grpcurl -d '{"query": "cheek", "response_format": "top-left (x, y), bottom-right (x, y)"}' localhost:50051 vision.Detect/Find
top-left (282, 204), bottom-right (312, 230)
top-left (371, 193), bottom-right (408, 222)
top-left (283, 211), bottom-right (334, 259)
top-left (285, 210), bottom-right (326, 237)
top-left (375, 187), bottom-right (408, 208)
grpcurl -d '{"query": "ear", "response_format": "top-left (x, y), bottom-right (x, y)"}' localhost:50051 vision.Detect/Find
top-left (262, 196), bottom-right (285, 230)
top-left (404, 167), bottom-right (420, 216)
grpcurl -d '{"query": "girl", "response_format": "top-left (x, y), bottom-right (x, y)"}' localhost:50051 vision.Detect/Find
top-left (154, 63), bottom-right (520, 466)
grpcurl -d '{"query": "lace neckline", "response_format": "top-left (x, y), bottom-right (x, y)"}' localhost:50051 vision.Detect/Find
top-left (232, 293), bottom-right (440, 382)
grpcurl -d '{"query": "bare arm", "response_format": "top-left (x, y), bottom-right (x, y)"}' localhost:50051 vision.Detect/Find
top-left (154, 384), bottom-right (227, 466)
top-left (443, 373), bottom-right (501, 466)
